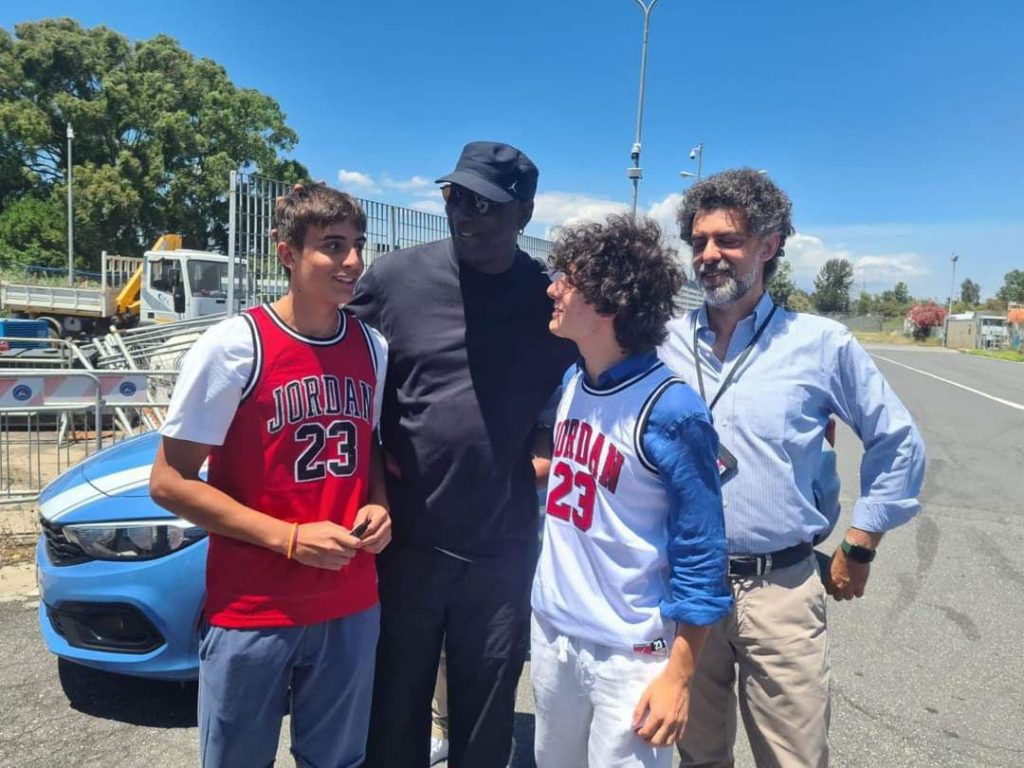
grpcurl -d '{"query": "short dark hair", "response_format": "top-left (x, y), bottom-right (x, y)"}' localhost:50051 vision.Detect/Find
top-left (549, 214), bottom-right (682, 354)
top-left (676, 168), bottom-right (794, 282)
top-left (273, 183), bottom-right (367, 250)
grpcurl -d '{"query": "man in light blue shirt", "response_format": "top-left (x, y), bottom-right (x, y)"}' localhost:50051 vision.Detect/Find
top-left (658, 169), bottom-right (925, 768)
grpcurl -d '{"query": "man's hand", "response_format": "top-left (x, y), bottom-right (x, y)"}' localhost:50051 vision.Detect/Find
top-left (632, 665), bottom-right (692, 747)
top-left (827, 527), bottom-right (882, 600)
top-left (352, 503), bottom-right (392, 554)
top-left (292, 521), bottom-right (362, 570)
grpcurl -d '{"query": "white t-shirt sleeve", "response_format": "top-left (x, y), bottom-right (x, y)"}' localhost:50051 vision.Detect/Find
top-left (159, 316), bottom-right (254, 446)
top-left (363, 323), bottom-right (388, 429)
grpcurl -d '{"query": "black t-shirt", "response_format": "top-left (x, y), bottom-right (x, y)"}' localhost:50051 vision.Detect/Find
top-left (348, 239), bottom-right (576, 557)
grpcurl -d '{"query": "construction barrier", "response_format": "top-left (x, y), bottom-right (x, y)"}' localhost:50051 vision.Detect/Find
top-left (0, 369), bottom-right (174, 505)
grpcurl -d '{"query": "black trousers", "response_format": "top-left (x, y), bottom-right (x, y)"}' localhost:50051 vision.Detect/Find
top-left (364, 541), bottom-right (536, 768)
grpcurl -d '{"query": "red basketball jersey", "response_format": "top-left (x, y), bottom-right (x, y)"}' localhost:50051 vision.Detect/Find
top-left (205, 305), bottom-right (380, 628)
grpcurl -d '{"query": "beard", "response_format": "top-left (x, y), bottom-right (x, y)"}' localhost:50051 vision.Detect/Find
top-left (699, 261), bottom-right (761, 306)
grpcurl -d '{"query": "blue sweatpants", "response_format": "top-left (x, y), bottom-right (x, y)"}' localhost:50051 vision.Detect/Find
top-left (198, 605), bottom-right (380, 768)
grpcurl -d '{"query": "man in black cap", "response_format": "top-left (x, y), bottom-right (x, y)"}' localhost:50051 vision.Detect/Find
top-left (349, 141), bottom-right (576, 767)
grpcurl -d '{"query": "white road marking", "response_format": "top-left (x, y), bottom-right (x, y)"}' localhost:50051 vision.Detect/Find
top-left (873, 354), bottom-right (1024, 412)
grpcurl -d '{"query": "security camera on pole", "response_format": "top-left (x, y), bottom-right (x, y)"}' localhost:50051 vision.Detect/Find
top-left (680, 142), bottom-right (704, 183)
top-left (628, 0), bottom-right (659, 220)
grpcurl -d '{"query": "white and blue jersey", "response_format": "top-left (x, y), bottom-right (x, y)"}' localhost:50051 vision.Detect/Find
top-left (531, 353), bottom-right (732, 652)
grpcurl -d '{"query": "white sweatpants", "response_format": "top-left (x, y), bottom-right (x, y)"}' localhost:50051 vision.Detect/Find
top-left (530, 612), bottom-right (674, 768)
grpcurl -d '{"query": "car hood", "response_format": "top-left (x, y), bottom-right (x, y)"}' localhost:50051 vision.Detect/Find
top-left (38, 431), bottom-right (205, 525)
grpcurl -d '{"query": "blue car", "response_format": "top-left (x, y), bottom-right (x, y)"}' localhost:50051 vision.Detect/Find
top-left (36, 431), bottom-right (206, 681)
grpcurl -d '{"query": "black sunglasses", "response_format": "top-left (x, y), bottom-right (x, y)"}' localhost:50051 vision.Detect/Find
top-left (441, 185), bottom-right (502, 216)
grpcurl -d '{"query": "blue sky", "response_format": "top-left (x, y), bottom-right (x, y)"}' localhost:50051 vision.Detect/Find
top-left (4, 0), bottom-right (1022, 300)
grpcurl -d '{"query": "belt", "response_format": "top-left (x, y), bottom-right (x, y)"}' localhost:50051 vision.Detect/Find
top-left (728, 542), bottom-right (813, 578)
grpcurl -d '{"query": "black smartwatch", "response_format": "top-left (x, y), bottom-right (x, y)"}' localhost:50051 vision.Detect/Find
top-left (840, 539), bottom-right (876, 564)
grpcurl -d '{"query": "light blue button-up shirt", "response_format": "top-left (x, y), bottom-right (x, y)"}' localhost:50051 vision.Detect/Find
top-left (658, 291), bottom-right (926, 555)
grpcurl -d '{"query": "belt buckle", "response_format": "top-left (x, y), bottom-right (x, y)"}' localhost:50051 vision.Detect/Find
top-left (757, 553), bottom-right (773, 577)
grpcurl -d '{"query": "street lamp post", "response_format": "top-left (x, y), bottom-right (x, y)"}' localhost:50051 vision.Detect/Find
top-left (628, 0), bottom-right (659, 220)
top-left (680, 143), bottom-right (705, 183)
top-left (66, 123), bottom-right (74, 286)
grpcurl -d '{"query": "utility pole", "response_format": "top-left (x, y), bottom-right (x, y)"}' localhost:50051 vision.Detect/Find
top-left (948, 252), bottom-right (959, 317)
top-left (67, 123), bottom-right (75, 286)
top-left (628, 0), bottom-right (659, 219)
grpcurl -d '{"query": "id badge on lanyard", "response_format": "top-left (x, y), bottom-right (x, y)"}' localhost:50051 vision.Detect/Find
top-left (693, 304), bottom-right (778, 485)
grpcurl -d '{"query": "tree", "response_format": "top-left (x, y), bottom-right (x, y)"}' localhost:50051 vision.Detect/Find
top-left (787, 289), bottom-right (814, 313)
top-left (853, 291), bottom-right (876, 316)
top-left (767, 259), bottom-right (796, 308)
top-left (0, 19), bottom-right (308, 269)
top-left (893, 281), bottom-right (910, 305)
top-left (812, 258), bottom-right (854, 314)
top-left (907, 303), bottom-right (947, 341)
top-left (996, 270), bottom-right (1024, 306)
top-left (0, 195), bottom-right (65, 268)
top-left (960, 278), bottom-right (981, 306)
top-left (875, 289), bottom-right (906, 319)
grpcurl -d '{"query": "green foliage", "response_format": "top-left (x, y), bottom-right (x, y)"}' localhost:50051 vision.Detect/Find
top-left (893, 281), bottom-right (910, 304)
top-left (996, 270), bottom-right (1024, 305)
top-left (0, 195), bottom-right (66, 268)
top-left (767, 259), bottom-right (796, 308)
top-left (812, 258), bottom-right (854, 313)
top-left (0, 19), bottom-right (308, 269)
top-left (853, 291), bottom-right (876, 315)
top-left (960, 278), bottom-right (981, 306)
top-left (787, 289), bottom-right (814, 313)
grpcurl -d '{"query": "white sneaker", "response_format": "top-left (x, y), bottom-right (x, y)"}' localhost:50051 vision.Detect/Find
top-left (430, 736), bottom-right (449, 765)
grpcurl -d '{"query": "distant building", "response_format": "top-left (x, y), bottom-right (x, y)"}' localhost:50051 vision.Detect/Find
top-left (944, 312), bottom-right (1009, 349)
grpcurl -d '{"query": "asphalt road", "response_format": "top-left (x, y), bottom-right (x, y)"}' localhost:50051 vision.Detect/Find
top-left (1, 345), bottom-right (1021, 768)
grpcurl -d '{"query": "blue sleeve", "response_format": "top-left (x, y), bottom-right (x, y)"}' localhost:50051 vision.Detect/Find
top-left (642, 385), bottom-right (733, 627)
top-left (828, 331), bottom-right (926, 533)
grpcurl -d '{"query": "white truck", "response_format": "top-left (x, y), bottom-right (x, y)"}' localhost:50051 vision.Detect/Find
top-left (0, 236), bottom-right (245, 337)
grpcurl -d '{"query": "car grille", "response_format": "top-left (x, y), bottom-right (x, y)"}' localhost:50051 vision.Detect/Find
top-left (40, 516), bottom-right (91, 566)
top-left (46, 601), bottom-right (164, 654)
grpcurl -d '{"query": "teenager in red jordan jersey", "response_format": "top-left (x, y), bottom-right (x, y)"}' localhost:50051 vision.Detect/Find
top-left (150, 184), bottom-right (391, 768)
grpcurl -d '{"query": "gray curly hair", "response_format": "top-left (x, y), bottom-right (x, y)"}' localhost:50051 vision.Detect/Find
top-left (676, 168), bottom-right (794, 282)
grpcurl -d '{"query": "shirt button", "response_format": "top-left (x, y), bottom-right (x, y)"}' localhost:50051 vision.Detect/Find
top-left (720, 419), bottom-right (728, 427)
top-left (723, 500), bottom-right (729, 508)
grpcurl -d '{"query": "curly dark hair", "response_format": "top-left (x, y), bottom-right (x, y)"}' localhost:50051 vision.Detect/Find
top-left (549, 214), bottom-right (683, 354)
top-left (676, 168), bottom-right (794, 282)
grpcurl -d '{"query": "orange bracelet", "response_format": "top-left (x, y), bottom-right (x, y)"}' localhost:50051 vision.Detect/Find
top-left (286, 523), bottom-right (299, 560)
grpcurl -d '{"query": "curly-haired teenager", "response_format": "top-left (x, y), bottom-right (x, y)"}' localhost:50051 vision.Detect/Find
top-left (530, 214), bottom-right (733, 768)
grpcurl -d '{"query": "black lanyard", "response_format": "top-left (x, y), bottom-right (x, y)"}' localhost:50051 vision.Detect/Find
top-left (692, 303), bottom-right (778, 411)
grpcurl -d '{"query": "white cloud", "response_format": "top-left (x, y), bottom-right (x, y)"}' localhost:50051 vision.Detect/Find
top-left (382, 175), bottom-right (433, 193)
top-left (784, 232), bottom-right (930, 291)
top-left (532, 192), bottom-right (629, 237)
top-left (409, 199), bottom-right (445, 215)
top-left (337, 169), bottom-right (379, 192)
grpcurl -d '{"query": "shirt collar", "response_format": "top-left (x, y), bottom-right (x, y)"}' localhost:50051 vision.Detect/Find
top-left (580, 350), bottom-right (659, 389)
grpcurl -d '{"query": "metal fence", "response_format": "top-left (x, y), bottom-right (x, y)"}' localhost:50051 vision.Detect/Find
top-left (227, 171), bottom-right (555, 309)
top-left (0, 368), bottom-right (176, 505)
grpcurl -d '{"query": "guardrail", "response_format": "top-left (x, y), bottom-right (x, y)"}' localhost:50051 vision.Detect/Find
top-left (0, 369), bottom-right (175, 505)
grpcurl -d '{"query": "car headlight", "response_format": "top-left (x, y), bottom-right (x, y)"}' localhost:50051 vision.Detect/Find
top-left (63, 519), bottom-right (206, 561)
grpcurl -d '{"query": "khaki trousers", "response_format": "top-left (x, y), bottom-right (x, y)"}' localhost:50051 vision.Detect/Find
top-left (432, 648), bottom-right (448, 740)
top-left (678, 554), bottom-right (830, 768)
